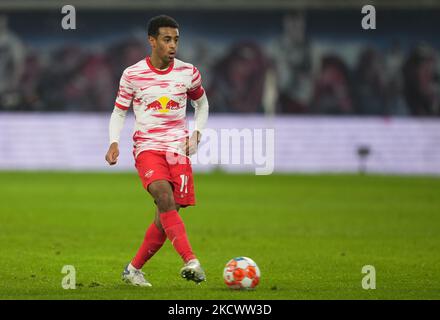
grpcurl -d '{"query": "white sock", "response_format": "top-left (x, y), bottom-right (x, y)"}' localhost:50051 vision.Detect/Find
top-left (128, 263), bottom-right (139, 271)
top-left (188, 259), bottom-right (199, 264)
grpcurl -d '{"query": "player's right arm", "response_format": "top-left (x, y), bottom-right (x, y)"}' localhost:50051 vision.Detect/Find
top-left (105, 69), bottom-right (134, 166)
top-left (105, 107), bottom-right (125, 165)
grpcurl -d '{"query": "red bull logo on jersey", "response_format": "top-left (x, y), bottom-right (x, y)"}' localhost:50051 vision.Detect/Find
top-left (145, 96), bottom-right (181, 113)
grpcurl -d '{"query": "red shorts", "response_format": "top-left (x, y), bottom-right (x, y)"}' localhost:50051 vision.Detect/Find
top-left (134, 150), bottom-right (195, 207)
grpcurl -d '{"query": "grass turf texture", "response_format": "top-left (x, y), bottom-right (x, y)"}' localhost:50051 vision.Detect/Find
top-left (0, 172), bottom-right (439, 300)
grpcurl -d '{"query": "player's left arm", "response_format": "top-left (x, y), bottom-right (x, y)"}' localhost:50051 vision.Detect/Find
top-left (186, 67), bottom-right (209, 156)
top-left (105, 68), bottom-right (134, 165)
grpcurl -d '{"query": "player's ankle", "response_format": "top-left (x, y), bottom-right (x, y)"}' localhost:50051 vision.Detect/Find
top-left (128, 263), bottom-right (141, 271)
top-left (185, 256), bottom-right (198, 264)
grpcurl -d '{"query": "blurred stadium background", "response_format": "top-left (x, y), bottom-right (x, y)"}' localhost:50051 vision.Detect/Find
top-left (0, 0), bottom-right (439, 174)
top-left (1, 0), bottom-right (440, 300)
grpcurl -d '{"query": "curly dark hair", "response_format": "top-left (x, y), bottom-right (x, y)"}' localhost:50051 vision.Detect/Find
top-left (147, 15), bottom-right (179, 37)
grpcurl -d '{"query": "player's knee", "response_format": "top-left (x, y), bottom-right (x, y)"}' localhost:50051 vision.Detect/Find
top-left (154, 218), bottom-right (164, 233)
top-left (155, 191), bottom-right (175, 212)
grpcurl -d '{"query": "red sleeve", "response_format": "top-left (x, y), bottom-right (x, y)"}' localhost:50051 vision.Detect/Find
top-left (187, 66), bottom-right (205, 100)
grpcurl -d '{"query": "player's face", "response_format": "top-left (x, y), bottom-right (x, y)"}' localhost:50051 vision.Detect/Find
top-left (149, 27), bottom-right (179, 64)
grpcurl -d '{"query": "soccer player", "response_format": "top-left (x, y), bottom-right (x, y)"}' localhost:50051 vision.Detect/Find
top-left (105, 15), bottom-right (209, 287)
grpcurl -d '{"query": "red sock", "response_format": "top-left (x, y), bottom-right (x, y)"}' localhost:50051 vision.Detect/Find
top-left (160, 210), bottom-right (196, 263)
top-left (131, 223), bottom-right (167, 269)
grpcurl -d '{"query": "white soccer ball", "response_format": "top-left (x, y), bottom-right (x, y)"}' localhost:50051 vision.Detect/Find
top-left (223, 257), bottom-right (261, 289)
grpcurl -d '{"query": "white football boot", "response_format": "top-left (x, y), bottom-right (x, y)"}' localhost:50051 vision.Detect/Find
top-left (180, 259), bottom-right (206, 284)
top-left (122, 264), bottom-right (152, 287)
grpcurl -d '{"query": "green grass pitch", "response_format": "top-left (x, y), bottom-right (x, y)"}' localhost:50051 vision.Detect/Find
top-left (0, 171), bottom-right (439, 300)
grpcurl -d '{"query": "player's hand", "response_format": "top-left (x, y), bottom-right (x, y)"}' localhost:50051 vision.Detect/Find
top-left (185, 131), bottom-right (201, 156)
top-left (105, 142), bottom-right (119, 165)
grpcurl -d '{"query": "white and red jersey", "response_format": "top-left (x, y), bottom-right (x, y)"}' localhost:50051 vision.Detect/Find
top-left (114, 56), bottom-right (204, 158)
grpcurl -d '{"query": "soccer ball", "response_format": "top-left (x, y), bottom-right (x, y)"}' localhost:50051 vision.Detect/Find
top-left (223, 257), bottom-right (261, 290)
